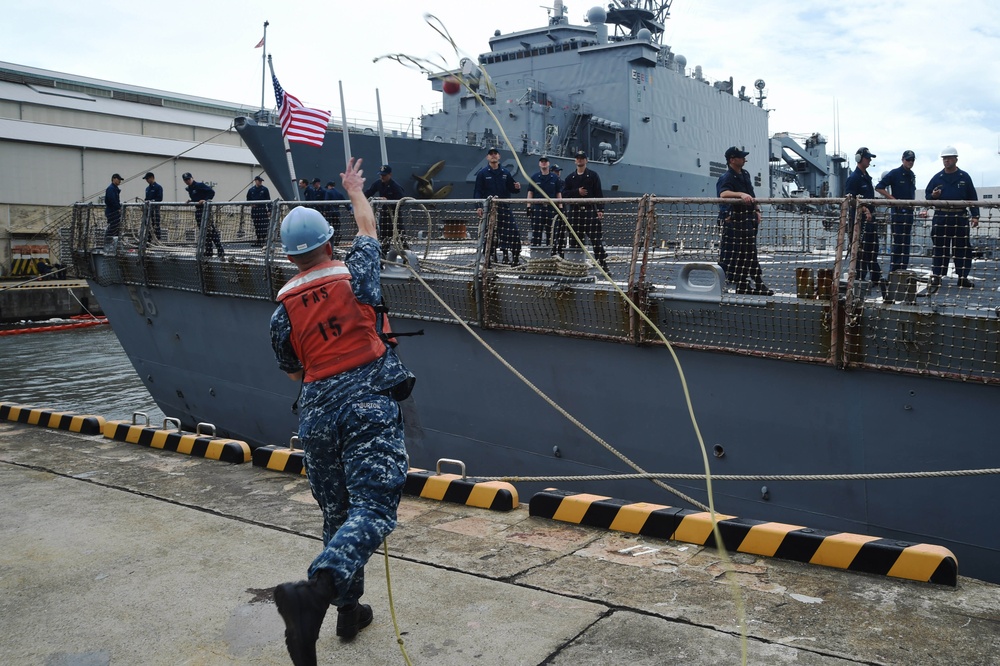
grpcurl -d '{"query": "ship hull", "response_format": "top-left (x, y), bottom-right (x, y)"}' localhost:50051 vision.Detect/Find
top-left (88, 275), bottom-right (1000, 583)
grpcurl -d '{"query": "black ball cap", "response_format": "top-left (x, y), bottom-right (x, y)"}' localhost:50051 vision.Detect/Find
top-left (724, 146), bottom-right (749, 159)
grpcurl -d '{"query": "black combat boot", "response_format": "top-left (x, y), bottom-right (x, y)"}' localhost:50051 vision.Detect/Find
top-left (273, 570), bottom-right (336, 666)
top-left (336, 602), bottom-right (374, 640)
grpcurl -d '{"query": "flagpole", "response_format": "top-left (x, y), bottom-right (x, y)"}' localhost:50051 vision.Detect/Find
top-left (268, 55), bottom-right (301, 201)
top-left (338, 81), bottom-right (352, 165)
top-left (376, 89), bottom-right (388, 166)
top-left (259, 21), bottom-right (269, 111)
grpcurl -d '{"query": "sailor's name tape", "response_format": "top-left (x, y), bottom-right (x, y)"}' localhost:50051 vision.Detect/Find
top-left (0, 402), bottom-right (105, 435)
top-left (530, 490), bottom-right (957, 586)
top-left (102, 421), bottom-right (250, 464)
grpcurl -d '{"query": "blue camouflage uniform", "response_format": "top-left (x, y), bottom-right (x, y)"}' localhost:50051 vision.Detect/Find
top-left (925, 169), bottom-right (980, 280)
top-left (527, 170), bottom-right (561, 247)
top-left (474, 164), bottom-right (522, 262)
top-left (104, 181), bottom-right (122, 239)
top-left (875, 166), bottom-right (916, 272)
top-left (845, 166), bottom-right (883, 283)
top-left (270, 234), bottom-right (413, 609)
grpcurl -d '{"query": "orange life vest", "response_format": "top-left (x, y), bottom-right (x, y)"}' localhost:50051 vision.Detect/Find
top-left (277, 262), bottom-right (387, 382)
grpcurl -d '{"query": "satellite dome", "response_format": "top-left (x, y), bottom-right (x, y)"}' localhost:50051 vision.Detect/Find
top-left (586, 6), bottom-right (607, 24)
top-left (637, 28), bottom-right (652, 43)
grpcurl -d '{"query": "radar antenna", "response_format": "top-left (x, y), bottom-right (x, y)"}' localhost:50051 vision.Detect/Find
top-left (754, 79), bottom-right (767, 108)
top-left (604, 1), bottom-right (673, 44)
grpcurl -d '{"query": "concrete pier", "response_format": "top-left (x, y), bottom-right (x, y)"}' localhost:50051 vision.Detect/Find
top-left (0, 279), bottom-right (102, 323)
top-left (1, 422), bottom-right (997, 665)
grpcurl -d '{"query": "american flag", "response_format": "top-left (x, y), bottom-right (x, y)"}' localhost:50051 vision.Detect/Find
top-left (272, 74), bottom-right (331, 148)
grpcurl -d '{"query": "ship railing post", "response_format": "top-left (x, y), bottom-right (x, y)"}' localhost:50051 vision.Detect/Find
top-left (476, 196), bottom-right (498, 329)
top-left (629, 194), bottom-right (655, 344)
top-left (830, 197), bottom-right (850, 368)
top-left (841, 195), bottom-right (864, 367)
top-left (266, 199), bottom-right (282, 301)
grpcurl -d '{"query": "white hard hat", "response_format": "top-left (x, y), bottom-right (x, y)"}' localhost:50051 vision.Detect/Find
top-left (280, 206), bottom-right (333, 255)
top-left (940, 146), bottom-right (958, 158)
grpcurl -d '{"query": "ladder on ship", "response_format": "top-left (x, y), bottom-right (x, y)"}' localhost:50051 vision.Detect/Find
top-left (560, 113), bottom-right (591, 157)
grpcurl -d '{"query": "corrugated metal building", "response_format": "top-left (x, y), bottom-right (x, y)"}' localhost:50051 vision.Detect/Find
top-left (0, 61), bottom-right (267, 275)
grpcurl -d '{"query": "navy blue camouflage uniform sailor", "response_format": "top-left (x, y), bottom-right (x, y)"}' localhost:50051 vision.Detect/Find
top-left (270, 234), bottom-right (413, 608)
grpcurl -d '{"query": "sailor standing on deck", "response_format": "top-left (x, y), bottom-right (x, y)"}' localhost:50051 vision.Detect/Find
top-left (845, 147), bottom-right (884, 295)
top-left (364, 165), bottom-right (406, 252)
top-left (183, 172), bottom-right (223, 258)
top-left (925, 146), bottom-right (980, 289)
top-left (526, 156), bottom-right (562, 248)
top-left (143, 172), bottom-right (164, 241)
top-left (247, 175), bottom-right (272, 246)
top-left (875, 151), bottom-right (917, 272)
top-left (103, 173), bottom-right (123, 242)
top-left (474, 148), bottom-right (523, 265)
top-left (558, 150), bottom-right (607, 270)
top-left (716, 147), bottom-right (771, 295)
top-left (270, 157), bottom-right (414, 666)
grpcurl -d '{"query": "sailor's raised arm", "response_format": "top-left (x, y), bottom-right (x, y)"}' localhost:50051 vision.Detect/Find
top-left (341, 158), bottom-right (377, 239)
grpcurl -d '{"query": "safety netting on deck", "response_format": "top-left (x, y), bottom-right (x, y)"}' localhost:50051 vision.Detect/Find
top-left (71, 195), bottom-right (1000, 382)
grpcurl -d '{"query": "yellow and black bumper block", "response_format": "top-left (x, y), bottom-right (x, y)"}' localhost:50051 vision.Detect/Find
top-left (102, 421), bottom-right (250, 464)
top-left (252, 445), bottom-right (307, 475)
top-left (405, 468), bottom-right (518, 511)
top-left (0, 402), bottom-right (105, 435)
top-left (529, 489), bottom-right (957, 586)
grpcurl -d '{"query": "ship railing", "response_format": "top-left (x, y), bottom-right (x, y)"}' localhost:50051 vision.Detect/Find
top-left (70, 196), bottom-right (1000, 384)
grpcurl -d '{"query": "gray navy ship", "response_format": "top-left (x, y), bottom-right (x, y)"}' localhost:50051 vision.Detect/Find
top-left (72, 0), bottom-right (1000, 585)
top-left (236, 1), bottom-right (772, 201)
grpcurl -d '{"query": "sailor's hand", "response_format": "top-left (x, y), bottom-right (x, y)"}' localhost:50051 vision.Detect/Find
top-left (972, 217), bottom-right (980, 228)
top-left (476, 208), bottom-right (483, 218)
top-left (597, 211), bottom-right (604, 219)
top-left (932, 186), bottom-right (942, 199)
top-left (513, 182), bottom-right (521, 191)
top-left (740, 192), bottom-right (754, 204)
top-left (579, 187), bottom-right (588, 196)
top-left (340, 157), bottom-right (365, 194)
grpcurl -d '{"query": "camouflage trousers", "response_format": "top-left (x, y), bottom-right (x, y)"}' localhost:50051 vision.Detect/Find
top-left (300, 392), bottom-right (407, 608)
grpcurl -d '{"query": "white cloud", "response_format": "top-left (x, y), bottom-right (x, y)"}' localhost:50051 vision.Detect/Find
top-left (3, 0), bottom-right (998, 185)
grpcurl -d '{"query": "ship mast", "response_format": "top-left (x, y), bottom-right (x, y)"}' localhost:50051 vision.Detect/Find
top-left (604, 1), bottom-right (673, 44)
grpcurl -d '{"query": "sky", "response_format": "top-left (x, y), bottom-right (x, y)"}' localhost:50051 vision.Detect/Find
top-left (3, 0), bottom-right (999, 186)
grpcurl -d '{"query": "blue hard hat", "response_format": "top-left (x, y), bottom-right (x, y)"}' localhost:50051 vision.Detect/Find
top-left (280, 206), bottom-right (333, 255)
